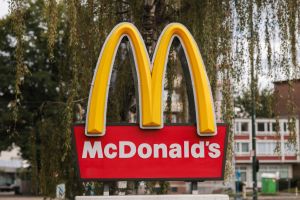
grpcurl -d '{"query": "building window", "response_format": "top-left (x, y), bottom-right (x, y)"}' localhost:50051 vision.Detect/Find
top-left (235, 122), bottom-right (239, 132)
top-left (258, 165), bottom-right (289, 180)
top-left (235, 121), bottom-right (249, 134)
top-left (267, 123), bottom-right (270, 132)
top-left (241, 122), bottom-right (249, 132)
top-left (283, 122), bottom-right (288, 132)
top-left (171, 187), bottom-right (178, 192)
top-left (235, 142), bottom-right (250, 154)
top-left (235, 143), bottom-right (240, 153)
top-left (280, 121), bottom-right (290, 134)
top-left (241, 143), bottom-right (249, 153)
top-left (284, 143), bottom-right (296, 155)
top-left (279, 166), bottom-right (289, 178)
top-left (240, 171), bottom-right (247, 182)
top-left (272, 122), bottom-right (279, 132)
top-left (257, 122), bottom-right (265, 132)
top-left (236, 166), bottom-right (247, 182)
top-left (257, 142), bottom-right (279, 155)
top-left (0, 174), bottom-right (14, 185)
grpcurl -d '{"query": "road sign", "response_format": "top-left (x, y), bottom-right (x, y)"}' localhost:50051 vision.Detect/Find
top-left (56, 183), bottom-right (65, 199)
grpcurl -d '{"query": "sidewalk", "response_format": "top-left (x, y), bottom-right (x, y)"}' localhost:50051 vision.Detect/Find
top-left (231, 192), bottom-right (299, 200)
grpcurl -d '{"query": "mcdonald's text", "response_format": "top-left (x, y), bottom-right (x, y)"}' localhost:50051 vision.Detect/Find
top-left (82, 141), bottom-right (221, 159)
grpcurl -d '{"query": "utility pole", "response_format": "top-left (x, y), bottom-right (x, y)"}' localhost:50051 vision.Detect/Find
top-left (249, 0), bottom-right (257, 199)
top-left (251, 57), bottom-right (257, 200)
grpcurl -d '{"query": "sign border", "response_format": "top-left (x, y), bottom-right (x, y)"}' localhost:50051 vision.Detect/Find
top-left (72, 123), bottom-right (228, 182)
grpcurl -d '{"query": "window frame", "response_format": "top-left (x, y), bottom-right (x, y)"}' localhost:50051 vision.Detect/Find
top-left (256, 141), bottom-right (279, 156)
top-left (235, 141), bottom-right (250, 154)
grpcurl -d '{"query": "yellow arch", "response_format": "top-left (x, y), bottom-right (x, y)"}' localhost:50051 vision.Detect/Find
top-left (86, 22), bottom-right (216, 136)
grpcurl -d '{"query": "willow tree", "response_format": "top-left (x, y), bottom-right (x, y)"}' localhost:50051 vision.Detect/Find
top-left (8, 0), bottom-right (300, 198)
top-left (234, 0), bottom-right (300, 145)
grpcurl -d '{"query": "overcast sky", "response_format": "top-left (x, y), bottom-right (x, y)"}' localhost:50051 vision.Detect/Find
top-left (0, 0), bottom-right (9, 19)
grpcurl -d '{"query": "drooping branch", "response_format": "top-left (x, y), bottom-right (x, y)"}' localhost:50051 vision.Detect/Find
top-left (9, 0), bottom-right (29, 133)
top-left (45, 0), bottom-right (58, 58)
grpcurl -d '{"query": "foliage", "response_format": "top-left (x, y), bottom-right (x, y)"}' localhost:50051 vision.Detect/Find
top-left (2, 0), bottom-right (299, 198)
top-left (235, 87), bottom-right (275, 118)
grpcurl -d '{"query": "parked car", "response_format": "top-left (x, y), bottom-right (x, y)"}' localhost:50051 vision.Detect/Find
top-left (0, 172), bottom-right (21, 194)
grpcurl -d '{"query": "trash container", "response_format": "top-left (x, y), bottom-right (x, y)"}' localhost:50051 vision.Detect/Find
top-left (261, 173), bottom-right (277, 194)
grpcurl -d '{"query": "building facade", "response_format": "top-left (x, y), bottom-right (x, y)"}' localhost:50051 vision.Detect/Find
top-left (274, 80), bottom-right (300, 118)
top-left (0, 145), bottom-right (30, 194)
top-left (234, 118), bottom-right (300, 188)
top-left (274, 80), bottom-right (300, 179)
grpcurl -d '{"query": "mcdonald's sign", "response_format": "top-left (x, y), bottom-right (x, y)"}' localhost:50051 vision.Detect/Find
top-left (73, 23), bottom-right (228, 180)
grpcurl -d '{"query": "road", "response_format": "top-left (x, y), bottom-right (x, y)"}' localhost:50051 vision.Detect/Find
top-left (0, 192), bottom-right (299, 200)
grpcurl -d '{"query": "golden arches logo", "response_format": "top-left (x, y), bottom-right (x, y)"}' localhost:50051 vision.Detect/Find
top-left (86, 22), bottom-right (216, 136)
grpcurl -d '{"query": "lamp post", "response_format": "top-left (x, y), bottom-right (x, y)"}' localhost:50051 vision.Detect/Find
top-left (249, 1), bottom-right (257, 199)
top-left (251, 59), bottom-right (258, 200)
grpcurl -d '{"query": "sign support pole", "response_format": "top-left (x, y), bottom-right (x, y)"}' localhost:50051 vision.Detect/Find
top-left (191, 181), bottom-right (198, 194)
top-left (103, 183), bottom-right (110, 196)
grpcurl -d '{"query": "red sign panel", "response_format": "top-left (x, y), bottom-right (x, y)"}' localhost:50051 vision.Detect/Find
top-left (73, 124), bottom-right (227, 180)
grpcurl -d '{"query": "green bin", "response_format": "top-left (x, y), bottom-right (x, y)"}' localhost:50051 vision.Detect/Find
top-left (261, 173), bottom-right (277, 194)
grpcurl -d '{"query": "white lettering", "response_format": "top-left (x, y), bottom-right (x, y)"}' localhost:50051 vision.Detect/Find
top-left (119, 141), bottom-right (136, 158)
top-left (208, 143), bottom-right (220, 158)
top-left (82, 141), bottom-right (103, 158)
top-left (81, 140), bottom-right (222, 159)
top-left (184, 141), bottom-right (189, 158)
top-left (138, 143), bottom-right (152, 159)
top-left (169, 143), bottom-right (182, 158)
top-left (191, 142), bottom-right (205, 158)
top-left (153, 144), bottom-right (168, 158)
top-left (104, 143), bottom-right (117, 159)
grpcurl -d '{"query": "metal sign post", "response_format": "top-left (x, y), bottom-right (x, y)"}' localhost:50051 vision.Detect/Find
top-left (191, 181), bottom-right (198, 195)
top-left (103, 184), bottom-right (109, 196)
